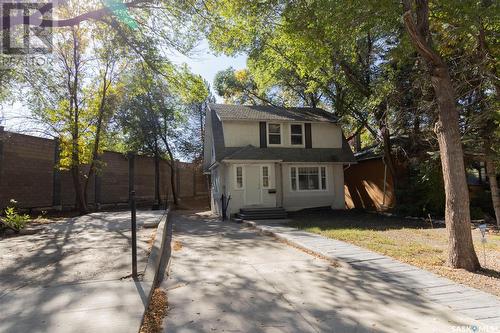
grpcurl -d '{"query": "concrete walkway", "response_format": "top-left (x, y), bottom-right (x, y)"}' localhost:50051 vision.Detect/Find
top-left (0, 210), bottom-right (165, 333)
top-left (163, 212), bottom-right (487, 333)
top-left (245, 219), bottom-right (500, 329)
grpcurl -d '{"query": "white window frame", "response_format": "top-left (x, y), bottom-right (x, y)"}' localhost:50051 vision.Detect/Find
top-left (289, 123), bottom-right (305, 147)
top-left (267, 123), bottom-right (282, 146)
top-left (261, 165), bottom-right (272, 189)
top-left (290, 165), bottom-right (329, 192)
top-left (234, 165), bottom-right (245, 190)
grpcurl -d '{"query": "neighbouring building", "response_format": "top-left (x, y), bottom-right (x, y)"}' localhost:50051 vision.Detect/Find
top-left (203, 104), bottom-right (356, 217)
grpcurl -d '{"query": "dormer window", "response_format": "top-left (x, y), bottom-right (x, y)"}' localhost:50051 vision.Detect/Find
top-left (290, 124), bottom-right (304, 145)
top-left (268, 123), bottom-right (282, 145)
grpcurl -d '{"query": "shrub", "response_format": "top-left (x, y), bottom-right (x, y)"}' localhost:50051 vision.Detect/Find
top-left (395, 157), bottom-right (446, 218)
top-left (1, 200), bottom-right (30, 232)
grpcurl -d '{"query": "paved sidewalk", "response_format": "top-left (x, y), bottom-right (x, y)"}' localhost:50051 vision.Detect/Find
top-left (0, 210), bottom-right (165, 333)
top-left (163, 212), bottom-right (485, 333)
top-left (244, 219), bottom-right (500, 328)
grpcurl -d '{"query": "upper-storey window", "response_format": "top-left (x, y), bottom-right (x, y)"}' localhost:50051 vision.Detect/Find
top-left (268, 123), bottom-right (281, 145)
top-left (290, 124), bottom-right (304, 145)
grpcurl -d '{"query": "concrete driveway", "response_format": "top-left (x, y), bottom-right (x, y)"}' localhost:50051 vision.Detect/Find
top-left (163, 212), bottom-right (481, 333)
top-left (0, 210), bottom-right (164, 333)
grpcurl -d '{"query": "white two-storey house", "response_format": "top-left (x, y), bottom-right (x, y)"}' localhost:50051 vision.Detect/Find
top-left (203, 104), bottom-right (356, 217)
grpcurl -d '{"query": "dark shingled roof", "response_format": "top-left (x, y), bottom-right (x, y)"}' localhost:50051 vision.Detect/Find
top-left (210, 104), bottom-right (339, 123)
top-left (208, 105), bottom-right (355, 165)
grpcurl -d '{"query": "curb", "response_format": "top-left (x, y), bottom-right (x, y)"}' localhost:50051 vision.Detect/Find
top-left (240, 220), bottom-right (338, 265)
top-left (139, 208), bottom-right (174, 330)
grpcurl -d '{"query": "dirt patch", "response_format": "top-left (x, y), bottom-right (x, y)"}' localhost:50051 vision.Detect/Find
top-left (173, 240), bottom-right (183, 252)
top-left (140, 288), bottom-right (168, 333)
top-left (147, 232), bottom-right (157, 255)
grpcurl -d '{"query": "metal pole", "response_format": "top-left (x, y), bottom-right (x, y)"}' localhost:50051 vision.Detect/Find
top-left (128, 152), bottom-right (137, 278)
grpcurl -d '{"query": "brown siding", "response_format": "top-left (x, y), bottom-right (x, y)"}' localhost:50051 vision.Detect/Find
top-left (344, 158), bottom-right (396, 211)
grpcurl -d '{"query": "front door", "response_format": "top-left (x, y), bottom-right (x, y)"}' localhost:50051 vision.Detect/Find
top-left (245, 165), bottom-right (262, 206)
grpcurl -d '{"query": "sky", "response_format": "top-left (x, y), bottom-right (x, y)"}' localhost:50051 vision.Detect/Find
top-left (0, 40), bottom-right (247, 133)
top-left (169, 40), bottom-right (248, 99)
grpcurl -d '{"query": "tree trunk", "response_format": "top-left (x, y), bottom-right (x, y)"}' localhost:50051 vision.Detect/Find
top-left (84, 64), bottom-right (110, 205)
top-left (403, 2), bottom-right (479, 271)
top-left (432, 66), bottom-right (479, 270)
top-left (168, 159), bottom-right (178, 206)
top-left (70, 27), bottom-right (87, 215)
top-left (485, 152), bottom-right (500, 227)
top-left (72, 165), bottom-right (87, 214)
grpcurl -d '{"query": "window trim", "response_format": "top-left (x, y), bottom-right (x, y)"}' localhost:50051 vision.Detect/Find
top-left (261, 165), bottom-right (271, 189)
top-left (267, 123), bottom-right (283, 146)
top-left (234, 165), bottom-right (245, 190)
top-left (290, 165), bottom-right (329, 192)
top-left (289, 123), bottom-right (305, 147)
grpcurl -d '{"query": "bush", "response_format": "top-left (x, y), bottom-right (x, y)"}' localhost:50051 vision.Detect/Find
top-left (1, 200), bottom-right (30, 232)
top-left (395, 157), bottom-right (446, 218)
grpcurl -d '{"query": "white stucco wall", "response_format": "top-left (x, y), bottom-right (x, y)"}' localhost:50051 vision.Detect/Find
top-left (211, 162), bottom-right (346, 215)
top-left (222, 120), bottom-right (343, 149)
top-left (223, 121), bottom-right (260, 147)
top-left (223, 163), bottom-right (278, 215)
top-left (311, 123), bottom-right (343, 148)
top-left (281, 164), bottom-right (345, 211)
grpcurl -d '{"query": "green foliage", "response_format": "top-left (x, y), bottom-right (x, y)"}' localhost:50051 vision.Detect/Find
top-left (115, 61), bottom-right (209, 161)
top-left (395, 157), bottom-right (446, 218)
top-left (1, 200), bottom-right (30, 232)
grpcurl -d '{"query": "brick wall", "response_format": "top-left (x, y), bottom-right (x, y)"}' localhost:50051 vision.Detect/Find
top-left (0, 128), bottom-right (208, 210)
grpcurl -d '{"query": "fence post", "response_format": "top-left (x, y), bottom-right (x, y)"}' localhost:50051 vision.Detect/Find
top-left (193, 167), bottom-right (197, 197)
top-left (128, 152), bottom-right (137, 278)
top-left (94, 155), bottom-right (102, 210)
top-left (153, 155), bottom-right (160, 210)
top-left (176, 161), bottom-right (181, 199)
top-left (52, 138), bottom-right (62, 209)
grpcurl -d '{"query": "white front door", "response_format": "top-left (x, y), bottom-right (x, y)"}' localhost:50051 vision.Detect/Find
top-left (245, 165), bottom-right (262, 206)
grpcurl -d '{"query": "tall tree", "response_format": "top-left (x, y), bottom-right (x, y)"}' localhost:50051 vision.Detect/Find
top-left (402, 0), bottom-right (479, 270)
top-left (116, 62), bottom-right (208, 206)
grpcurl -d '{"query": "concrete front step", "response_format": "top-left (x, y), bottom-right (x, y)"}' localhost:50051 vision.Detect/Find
top-left (238, 207), bottom-right (287, 220)
top-left (240, 207), bottom-right (286, 212)
top-left (238, 214), bottom-right (288, 220)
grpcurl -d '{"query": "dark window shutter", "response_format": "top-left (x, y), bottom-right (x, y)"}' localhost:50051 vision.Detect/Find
top-left (260, 122), bottom-right (267, 148)
top-left (305, 123), bottom-right (312, 148)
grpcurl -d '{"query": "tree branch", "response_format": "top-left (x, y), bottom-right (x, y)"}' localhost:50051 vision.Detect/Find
top-left (402, 10), bottom-right (443, 67)
top-left (1, 0), bottom-right (149, 29)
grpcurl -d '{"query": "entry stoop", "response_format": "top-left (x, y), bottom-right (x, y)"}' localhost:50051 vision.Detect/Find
top-left (237, 207), bottom-right (288, 220)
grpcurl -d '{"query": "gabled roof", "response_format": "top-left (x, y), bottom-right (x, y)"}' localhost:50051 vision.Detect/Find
top-left (205, 105), bottom-right (356, 167)
top-left (209, 104), bottom-right (339, 123)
